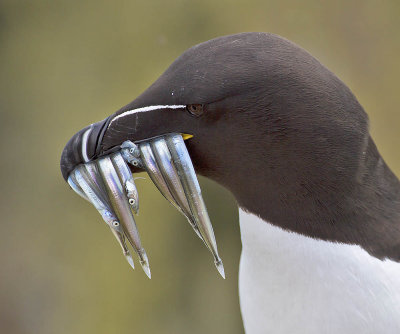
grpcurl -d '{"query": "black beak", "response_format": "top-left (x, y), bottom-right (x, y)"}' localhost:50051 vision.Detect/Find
top-left (60, 116), bottom-right (111, 181)
top-left (60, 104), bottom-right (190, 182)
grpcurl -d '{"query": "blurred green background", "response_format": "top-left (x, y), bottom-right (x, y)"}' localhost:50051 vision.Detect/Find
top-left (1, 0), bottom-right (399, 333)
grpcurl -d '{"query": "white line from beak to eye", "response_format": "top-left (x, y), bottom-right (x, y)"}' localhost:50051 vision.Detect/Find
top-left (81, 126), bottom-right (92, 162)
top-left (109, 105), bottom-right (186, 126)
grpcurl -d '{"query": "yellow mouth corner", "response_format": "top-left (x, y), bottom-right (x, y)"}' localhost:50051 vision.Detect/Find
top-left (181, 133), bottom-right (194, 140)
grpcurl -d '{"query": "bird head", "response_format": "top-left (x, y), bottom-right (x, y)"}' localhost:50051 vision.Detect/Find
top-left (61, 32), bottom-right (373, 247)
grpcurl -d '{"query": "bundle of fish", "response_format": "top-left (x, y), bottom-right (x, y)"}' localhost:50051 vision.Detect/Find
top-left (67, 133), bottom-right (224, 279)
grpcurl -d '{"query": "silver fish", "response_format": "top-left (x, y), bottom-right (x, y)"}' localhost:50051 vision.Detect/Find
top-left (165, 134), bottom-right (225, 278)
top-left (66, 134), bottom-right (223, 278)
top-left (139, 142), bottom-right (203, 238)
top-left (149, 139), bottom-right (203, 233)
top-left (97, 156), bottom-right (151, 278)
top-left (68, 172), bottom-right (89, 202)
top-left (74, 165), bottom-right (111, 218)
top-left (111, 152), bottom-right (139, 213)
top-left (73, 165), bottom-right (136, 270)
top-left (108, 218), bottom-right (135, 270)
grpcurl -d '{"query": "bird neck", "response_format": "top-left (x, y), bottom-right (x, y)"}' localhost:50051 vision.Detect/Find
top-left (224, 136), bottom-right (400, 262)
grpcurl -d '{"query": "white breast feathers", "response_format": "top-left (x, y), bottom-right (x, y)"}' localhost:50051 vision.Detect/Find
top-left (239, 209), bottom-right (400, 334)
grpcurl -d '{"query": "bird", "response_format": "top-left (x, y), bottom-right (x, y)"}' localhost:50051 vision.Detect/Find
top-left (60, 32), bottom-right (400, 333)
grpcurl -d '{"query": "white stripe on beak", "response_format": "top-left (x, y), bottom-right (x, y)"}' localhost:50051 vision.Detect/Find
top-left (109, 105), bottom-right (186, 126)
top-left (81, 126), bottom-right (92, 162)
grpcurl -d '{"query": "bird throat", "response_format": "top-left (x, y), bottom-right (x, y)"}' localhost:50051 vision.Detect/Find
top-left (218, 135), bottom-right (400, 263)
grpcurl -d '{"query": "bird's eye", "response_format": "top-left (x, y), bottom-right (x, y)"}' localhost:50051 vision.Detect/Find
top-left (186, 104), bottom-right (204, 117)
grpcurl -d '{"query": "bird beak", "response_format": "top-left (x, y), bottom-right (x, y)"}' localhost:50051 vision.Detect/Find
top-left (63, 133), bottom-right (225, 279)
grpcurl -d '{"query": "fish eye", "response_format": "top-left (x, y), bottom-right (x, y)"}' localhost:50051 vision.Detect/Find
top-left (112, 221), bottom-right (119, 227)
top-left (186, 104), bottom-right (203, 117)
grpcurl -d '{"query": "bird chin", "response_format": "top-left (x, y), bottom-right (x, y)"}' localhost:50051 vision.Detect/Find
top-left (67, 133), bottom-right (225, 279)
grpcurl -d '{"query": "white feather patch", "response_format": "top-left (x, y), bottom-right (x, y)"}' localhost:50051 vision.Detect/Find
top-left (238, 209), bottom-right (400, 334)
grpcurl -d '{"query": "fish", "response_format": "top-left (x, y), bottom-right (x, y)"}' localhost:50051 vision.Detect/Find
top-left (66, 134), bottom-right (224, 278)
